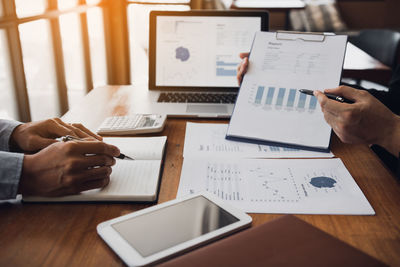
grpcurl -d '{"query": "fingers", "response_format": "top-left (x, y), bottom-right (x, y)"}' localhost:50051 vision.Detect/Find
top-left (63, 140), bottom-right (120, 157)
top-left (72, 166), bottom-right (113, 183)
top-left (314, 90), bottom-right (348, 116)
top-left (324, 86), bottom-right (361, 102)
top-left (66, 167), bottom-right (112, 194)
top-left (71, 123), bottom-right (102, 140)
top-left (66, 155), bottom-right (116, 172)
top-left (78, 177), bottom-right (110, 192)
top-left (31, 136), bottom-right (59, 151)
top-left (237, 57), bottom-right (249, 85)
top-left (52, 177), bottom-right (110, 196)
top-left (239, 52), bottom-right (250, 59)
top-left (53, 118), bottom-right (101, 140)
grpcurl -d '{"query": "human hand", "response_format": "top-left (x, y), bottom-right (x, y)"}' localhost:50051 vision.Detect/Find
top-left (314, 86), bottom-right (400, 155)
top-left (18, 140), bottom-right (120, 197)
top-left (237, 52), bottom-right (249, 85)
top-left (10, 118), bottom-right (102, 152)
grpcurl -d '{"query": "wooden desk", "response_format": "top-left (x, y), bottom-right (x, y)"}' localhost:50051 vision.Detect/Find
top-left (1, 86), bottom-right (400, 266)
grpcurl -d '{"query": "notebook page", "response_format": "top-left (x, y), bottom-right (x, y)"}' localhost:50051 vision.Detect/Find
top-left (103, 136), bottom-right (167, 160)
top-left (23, 160), bottom-right (162, 202)
top-left (95, 160), bottom-right (161, 199)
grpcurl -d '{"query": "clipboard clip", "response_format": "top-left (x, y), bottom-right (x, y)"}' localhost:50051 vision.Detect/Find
top-left (275, 31), bottom-right (327, 42)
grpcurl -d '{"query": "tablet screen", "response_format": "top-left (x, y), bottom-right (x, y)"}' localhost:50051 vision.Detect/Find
top-left (111, 196), bottom-right (239, 257)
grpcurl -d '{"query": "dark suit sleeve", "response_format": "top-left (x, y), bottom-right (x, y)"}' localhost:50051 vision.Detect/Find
top-left (368, 65), bottom-right (400, 115)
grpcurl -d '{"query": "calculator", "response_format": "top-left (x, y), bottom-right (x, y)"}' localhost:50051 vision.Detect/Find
top-left (97, 114), bottom-right (167, 135)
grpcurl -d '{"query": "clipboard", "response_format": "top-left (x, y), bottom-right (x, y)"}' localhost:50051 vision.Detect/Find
top-left (226, 31), bottom-right (348, 151)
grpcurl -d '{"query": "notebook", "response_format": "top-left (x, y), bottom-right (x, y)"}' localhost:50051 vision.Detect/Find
top-left (127, 10), bottom-right (268, 118)
top-left (23, 137), bottom-right (167, 202)
top-left (158, 215), bottom-right (387, 267)
top-left (226, 31), bottom-right (347, 151)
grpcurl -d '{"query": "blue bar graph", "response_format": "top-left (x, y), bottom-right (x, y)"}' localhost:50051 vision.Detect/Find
top-left (283, 147), bottom-right (299, 151)
top-left (266, 87), bottom-right (275, 105)
top-left (255, 86), bottom-right (264, 104)
top-left (269, 146), bottom-right (280, 152)
top-left (287, 89), bottom-right (296, 107)
top-left (216, 61), bottom-right (239, 66)
top-left (216, 68), bottom-right (236, 77)
top-left (309, 95), bottom-right (317, 110)
top-left (276, 88), bottom-right (286, 106)
top-left (298, 93), bottom-right (306, 108)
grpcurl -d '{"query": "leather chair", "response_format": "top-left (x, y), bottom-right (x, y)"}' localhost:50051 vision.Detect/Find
top-left (349, 29), bottom-right (400, 69)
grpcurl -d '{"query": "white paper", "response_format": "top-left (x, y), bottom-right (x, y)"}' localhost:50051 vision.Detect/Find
top-left (227, 32), bottom-right (347, 150)
top-left (184, 122), bottom-right (334, 158)
top-left (177, 158), bottom-right (374, 215)
top-left (103, 136), bottom-right (167, 160)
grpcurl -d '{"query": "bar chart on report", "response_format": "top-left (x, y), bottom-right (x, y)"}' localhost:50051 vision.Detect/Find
top-left (249, 85), bottom-right (318, 111)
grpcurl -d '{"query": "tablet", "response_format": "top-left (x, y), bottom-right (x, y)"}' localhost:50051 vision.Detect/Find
top-left (97, 192), bottom-right (252, 266)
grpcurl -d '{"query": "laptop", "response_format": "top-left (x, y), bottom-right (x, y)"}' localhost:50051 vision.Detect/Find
top-left (129, 10), bottom-right (269, 118)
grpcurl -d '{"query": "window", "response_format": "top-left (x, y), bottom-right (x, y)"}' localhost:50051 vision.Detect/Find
top-left (127, 1), bottom-right (190, 84)
top-left (0, 0), bottom-right (105, 121)
top-left (0, 29), bottom-right (17, 119)
top-left (0, 0), bottom-right (193, 122)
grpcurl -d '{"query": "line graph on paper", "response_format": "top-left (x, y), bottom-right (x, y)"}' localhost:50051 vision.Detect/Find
top-left (204, 163), bottom-right (301, 203)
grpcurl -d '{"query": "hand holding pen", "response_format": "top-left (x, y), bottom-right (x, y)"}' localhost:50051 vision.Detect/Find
top-left (312, 85), bottom-right (399, 151)
top-left (299, 89), bottom-right (354, 104)
top-left (58, 135), bottom-right (134, 160)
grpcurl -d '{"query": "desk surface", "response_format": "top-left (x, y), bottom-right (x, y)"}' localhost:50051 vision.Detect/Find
top-left (1, 86), bottom-right (400, 266)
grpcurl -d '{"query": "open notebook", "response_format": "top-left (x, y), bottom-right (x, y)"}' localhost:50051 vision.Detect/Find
top-left (23, 136), bottom-right (167, 202)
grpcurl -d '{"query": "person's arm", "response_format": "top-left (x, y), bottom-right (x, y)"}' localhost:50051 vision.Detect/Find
top-left (0, 120), bottom-right (24, 199)
top-left (0, 151), bottom-right (23, 200)
top-left (18, 141), bottom-right (119, 197)
top-left (368, 65), bottom-right (400, 115)
top-left (0, 119), bottom-right (120, 200)
top-left (0, 119), bottom-right (22, 152)
top-left (10, 117), bottom-right (102, 153)
top-left (314, 86), bottom-right (400, 157)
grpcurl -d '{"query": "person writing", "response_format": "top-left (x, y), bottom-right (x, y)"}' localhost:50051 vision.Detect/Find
top-left (0, 118), bottom-right (120, 200)
top-left (237, 52), bottom-right (400, 177)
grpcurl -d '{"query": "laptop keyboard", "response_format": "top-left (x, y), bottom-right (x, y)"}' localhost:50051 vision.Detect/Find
top-left (157, 92), bottom-right (237, 104)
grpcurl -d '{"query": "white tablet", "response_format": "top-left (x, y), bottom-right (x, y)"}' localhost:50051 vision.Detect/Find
top-left (97, 192), bottom-right (252, 266)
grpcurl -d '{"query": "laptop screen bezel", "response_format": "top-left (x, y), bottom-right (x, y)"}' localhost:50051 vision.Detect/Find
top-left (149, 10), bottom-right (269, 92)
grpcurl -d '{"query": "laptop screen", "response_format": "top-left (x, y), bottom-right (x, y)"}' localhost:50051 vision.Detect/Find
top-left (149, 11), bottom-right (268, 90)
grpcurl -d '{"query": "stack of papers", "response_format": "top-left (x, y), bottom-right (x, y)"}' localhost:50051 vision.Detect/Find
top-left (178, 123), bottom-right (374, 215)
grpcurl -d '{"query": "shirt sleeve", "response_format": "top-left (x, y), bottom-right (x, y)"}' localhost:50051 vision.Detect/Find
top-left (0, 119), bottom-right (24, 199)
top-left (0, 151), bottom-right (24, 199)
top-left (0, 119), bottom-right (22, 152)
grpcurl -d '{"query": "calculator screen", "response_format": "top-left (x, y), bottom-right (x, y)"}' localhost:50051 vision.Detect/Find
top-left (142, 116), bottom-right (155, 127)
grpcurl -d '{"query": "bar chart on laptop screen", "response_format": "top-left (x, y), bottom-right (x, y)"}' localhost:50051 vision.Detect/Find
top-left (216, 55), bottom-right (239, 77)
top-left (248, 84), bottom-right (318, 112)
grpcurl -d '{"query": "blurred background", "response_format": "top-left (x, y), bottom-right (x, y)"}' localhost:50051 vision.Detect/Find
top-left (0, 0), bottom-right (399, 122)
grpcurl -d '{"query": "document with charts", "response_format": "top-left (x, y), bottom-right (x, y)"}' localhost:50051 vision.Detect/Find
top-left (177, 158), bottom-right (374, 215)
top-left (184, 122), bottom-right (334, 158)
top-left (227, 31), bottom-right (347, 151)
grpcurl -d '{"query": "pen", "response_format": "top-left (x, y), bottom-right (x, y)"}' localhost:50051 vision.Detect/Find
top-left (299, 89), bottom-right (354, 104)
top-left (57, 135), bottom-right (134, 160)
